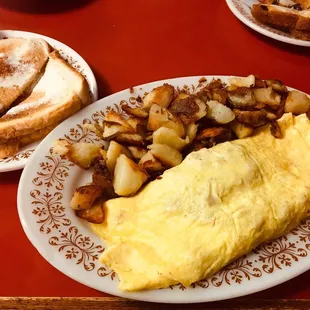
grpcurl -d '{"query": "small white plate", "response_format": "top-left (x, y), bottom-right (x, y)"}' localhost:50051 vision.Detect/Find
top-left (0, 30), bottom-right (98, 173)
top-left (18, 75), bottom-right (310, 303)
top-left (226, 0), bottom-right (310, 47)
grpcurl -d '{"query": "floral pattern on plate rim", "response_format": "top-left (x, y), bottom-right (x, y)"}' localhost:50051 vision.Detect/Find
top-left (29, 79), bottom-right (310, 290)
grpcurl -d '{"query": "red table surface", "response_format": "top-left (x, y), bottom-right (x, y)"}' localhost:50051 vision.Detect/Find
top-left (0, 0), bottom-right (310, 299)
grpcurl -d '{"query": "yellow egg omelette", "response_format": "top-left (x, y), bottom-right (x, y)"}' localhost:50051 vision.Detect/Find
top-left (91, 113), bottom-right (310, 291)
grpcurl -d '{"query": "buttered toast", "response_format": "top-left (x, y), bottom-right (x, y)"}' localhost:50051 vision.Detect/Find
top-left (0, 39), bottom-right (91, 159)
top-left (252, 4), bottom-right (310, 40)
top-left (0, 38), bottom-right (51, 114)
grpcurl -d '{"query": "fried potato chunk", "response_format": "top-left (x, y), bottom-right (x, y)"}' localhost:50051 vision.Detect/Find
top-left (270, 121), bottom-right (282, 139)
top-left (128, 146), bottom-right (147, 160)
top-left (169, 95), bottom-right (207, 125)
top-left (92, 158), bottom-right (116, 199)
top-left (153, 127), bottom-right (189, 151)
top-left (122, 104), bottom-right (148, 118)
top-left (185, 123), bottom-right (198, 143)
top-left (75, 203), bottom-right (105, 224)
top-left (229, 75), bottom-right (255, 88)
top-left (148, 144), bottom-right (182, 167)
top-left (67, 143), bottom-right (102, 169)
top-left (147, 104), bottom-right (185, 137)
top-left (139, 151), bottom-right (164, 172)
top-left (230, 121), bottom-right (254, 139)
top-left (53, 139), bottom-right (71, 156)
top-left (115, 133), bottom-right (145, 146)
top-left (253, 87), bottom-right (281, 109)
top-left (142, 84), bottom-right (175, 111)
top-left (233, 109), bottom-right (267, 127)
top-left (106, 141), bottom-right (132, 173)
top-left (206, 100), bottom-right (235, 124)
top-left (113, 154), bottom-right (149, 196)
top-left (266, 79), bottom-right (287, 94)
top-left (284, 90), bottom-right (310, 114)
top-left (70, 185), bottom-right (103, 210)
top-left (102, 122), bottom-right (133, 140)
top-left (227, 87), bottom-right (256, 108)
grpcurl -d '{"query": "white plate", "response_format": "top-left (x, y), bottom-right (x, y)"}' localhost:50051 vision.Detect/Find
top-left (0, 30), bottom-right (98, 173)
top-left (18, 76), bottom-right (310, 303)
top-left (226, 0), bottom-right (310, 47)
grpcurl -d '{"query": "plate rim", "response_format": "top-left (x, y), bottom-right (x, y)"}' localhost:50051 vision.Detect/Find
top-left (225, 0), bottom-right (310, 47)
top-left (18, 75), bottom-right (310, 303)
top-left (0, 29), bottom-right (99, 173)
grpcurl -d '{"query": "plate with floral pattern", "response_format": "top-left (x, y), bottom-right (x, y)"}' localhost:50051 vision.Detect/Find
top-left (18, 76), bottom-right (310, 303)
top-left (226, 0), bottom-right (310, 47)
top-left (0, 30), bottom-right (98, 173)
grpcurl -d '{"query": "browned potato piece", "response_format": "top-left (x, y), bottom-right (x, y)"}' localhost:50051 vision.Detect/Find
top-left (70, 185), bottom-right (103, 210)
top-left (82, 123), bottom-right (103, 138)
top-left (233, 109), bottom-right (267, 127)
top-left (230, 121), bottom-right (254, 139)
top-left (142, 84), bottom-right (175, 111)
top-left (185, 123), bottom-right (198, 143)
top-left (92, 158), bottom-right (116, 199)
top-left (106, 141), bottom-right (132, 173)
top-left (169, 96), bottom-right (207, 125)
top-left (147, 104), bottom-right (185, 137)
top-left (266, 79), bottom-right (287, 93)
top-left (113, 154), bottom-right (149, 196)
top-left (227, 87), bottom-right (256, 108)
top-left (127, 117), bottom-right (145, 132)
top-left (270, 121), bottom-right (282, 139)
top-left (206, 100), bottom-right (235, 124)
top-left (116, 133), bottom-right (145, 145)
top-left (253, 87), bottom-right (281, 109)
top-left (206, 78), bottom-right (224, 90)
top-left (105, 110), bottom-right (130, 127)
top-left (128, 146), bottom-right (147, 160)
top-left (68, 143), bottom-right (102, 169)
top-left (284, 90), bottom-right (310, 114)
top-left (229, 75), bottom-right (255, 88)
top-left (122, 104), bottom-right (148, 118)
top-left (196, 127), bottom-right (228, 140)
top-left (255, 76), bottom-right (267, 88)
top-left (75, 203), bottom-right (105, 224)
top-left (152, 127), bottom-right (189, 151)
top-left (148, 144), bottom-right (182, 167)
top-left (102, 122), bottom-right (133, 140)
top-left (139, 151), bottom-right (164, 172)
top-left (211, 88), bottom-right (228, 104)
top-left (53, 139), bottom-right (71, 156)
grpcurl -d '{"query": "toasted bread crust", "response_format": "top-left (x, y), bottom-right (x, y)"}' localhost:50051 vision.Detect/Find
top-left (251, 4), bottom-right (310, 40)
top-left (0, 139), bottom-right (20, 159)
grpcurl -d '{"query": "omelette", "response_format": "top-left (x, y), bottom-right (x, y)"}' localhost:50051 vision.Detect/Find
top-left (91, 113), bottom-right (310, 291)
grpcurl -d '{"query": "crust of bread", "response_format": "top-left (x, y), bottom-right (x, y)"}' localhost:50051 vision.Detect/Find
top-left (294, 0), bottom-right (310, 9)
top-left (49, 50), bottom-right (91, 106)
top-left (0, 122), bottom-right (60, 159)
top-left (0, 38), bottom-right (51, 113)
top-left (0, 139), bottom-right (20, 159)
top-left (251, 4), bottom-right (310, 40)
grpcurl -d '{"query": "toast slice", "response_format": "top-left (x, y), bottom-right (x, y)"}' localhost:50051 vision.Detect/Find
top-left (0, 50), bottom-right (91, 145)
top-left (252, 4), bottom-right (310, 40)
top-left (0, 38), bottom-right (51, 114)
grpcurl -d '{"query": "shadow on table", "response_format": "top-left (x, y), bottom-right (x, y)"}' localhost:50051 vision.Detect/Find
top-left (92, 68), bottom-right (113, 100)
top-left (0, 0), bottom-right (97, 14)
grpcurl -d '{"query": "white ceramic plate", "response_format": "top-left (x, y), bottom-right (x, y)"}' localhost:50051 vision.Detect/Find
top-left (226, 0), bottom-right (310, 47)
top-left (0, 30), bottom-right (98, 173)
top-left (18, 76), bottom-right (310, 303)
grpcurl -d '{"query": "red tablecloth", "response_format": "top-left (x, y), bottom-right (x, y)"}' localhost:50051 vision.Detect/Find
top-left (0, 0), bottom-right (309, 298)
